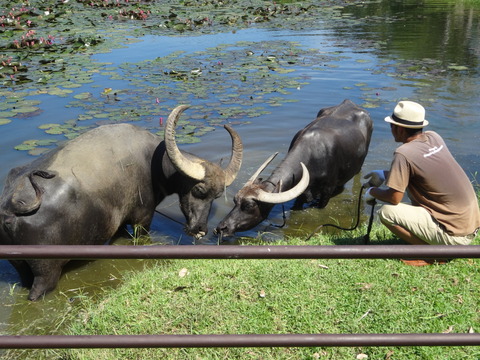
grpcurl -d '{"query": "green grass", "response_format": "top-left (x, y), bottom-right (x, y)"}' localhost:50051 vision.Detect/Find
top-left (45, 223), bottom-right (480, 360)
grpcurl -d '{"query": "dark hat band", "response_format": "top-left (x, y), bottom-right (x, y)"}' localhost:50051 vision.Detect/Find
top-left (391, 113), bottom-right (424, 126)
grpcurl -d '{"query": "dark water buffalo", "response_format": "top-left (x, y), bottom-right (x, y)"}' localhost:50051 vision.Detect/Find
top-left (0, 105), bottom-right (242, 300)
top-left (215, 99), bottom-right (372, 237)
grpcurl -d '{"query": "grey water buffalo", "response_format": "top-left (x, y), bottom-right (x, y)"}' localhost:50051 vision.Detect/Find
top-left (215, 99), bottom-right (372, 237)
top-left (0, 105), bottom-right (242, 300)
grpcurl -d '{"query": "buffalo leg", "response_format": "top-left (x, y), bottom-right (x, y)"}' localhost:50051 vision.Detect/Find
top-left (8, 259), bottom-right (34, 288)
top-left (28, 260), bottom-right (67, 301)
top-left (131, 211), bottom-right (154, 236)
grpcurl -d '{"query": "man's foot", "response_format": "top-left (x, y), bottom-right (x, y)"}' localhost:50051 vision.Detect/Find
top-left (400, 259), bottom-right (450, 266)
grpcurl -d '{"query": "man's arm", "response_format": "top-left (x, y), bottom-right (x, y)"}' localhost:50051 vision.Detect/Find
top-left (369, 187), bottom-right (403, 205)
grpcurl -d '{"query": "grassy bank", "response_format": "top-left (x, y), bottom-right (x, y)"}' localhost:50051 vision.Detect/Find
top-left (40, 222), bottom-right (479, 360)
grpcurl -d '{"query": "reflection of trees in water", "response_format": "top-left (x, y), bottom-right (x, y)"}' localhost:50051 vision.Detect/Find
top-left (336, 0), bottom-right (479, 69)
top-left (334, 0), bottom-right (480, 126)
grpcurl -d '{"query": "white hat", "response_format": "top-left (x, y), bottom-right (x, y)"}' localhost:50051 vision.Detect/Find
top-left (384, 101), bottom-right (429, 129)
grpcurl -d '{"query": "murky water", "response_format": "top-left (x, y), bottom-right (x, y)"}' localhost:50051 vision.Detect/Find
top-left (0, 0), bottom-right (479, 339)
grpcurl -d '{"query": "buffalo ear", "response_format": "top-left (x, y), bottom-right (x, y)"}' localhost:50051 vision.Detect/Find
top-left (10, 170), bottom-right (56, 215)
top-left (32, 170), bottom-right (56, 180)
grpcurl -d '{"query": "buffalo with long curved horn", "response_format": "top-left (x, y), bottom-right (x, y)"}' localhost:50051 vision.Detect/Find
top-left (162, 104), bottom-right (243, 237)
top-left (215, 99), bottom-right (372, 237)
top-left (0, 105), bottom-right (243, 300)
top-left (165, 105), bottom-right (242, 187)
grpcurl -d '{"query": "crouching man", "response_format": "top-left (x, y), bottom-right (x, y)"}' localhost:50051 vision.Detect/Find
top-left (364, 101), bottom-right (480, 266)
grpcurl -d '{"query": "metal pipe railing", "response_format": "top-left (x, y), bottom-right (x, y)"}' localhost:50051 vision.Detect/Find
top-left (1, 244), bottom-right (479, 259)
top-left (1, 333), bottom-right (480, 349)
top-left (1, 244), bottom-right (479, 350)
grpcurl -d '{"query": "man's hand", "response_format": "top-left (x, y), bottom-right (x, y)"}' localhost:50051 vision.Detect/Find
top-left (364, 187), bottom-right (376, 205)
top-left (363, 170), bottom-right (386, 187)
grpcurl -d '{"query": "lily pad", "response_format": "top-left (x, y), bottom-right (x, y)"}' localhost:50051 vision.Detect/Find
top-left (39, 123), bottom-right (62, 130)
top-left (448, 65), bottom-right (468, 71)
top-left (0, 110), bottom-right (16, 117)
top-left (361, 102), bottom-right (380, 109)
top-left (46, 88), bottom-right (74, 97)
top-left (11, 106), bottom-right (39, 114)
top-left (28, 147), bottom-right (52, 156)
top-left (60, 39), bottom-right (337, 142)
top-left (74, 92), bottom-right (94, 100)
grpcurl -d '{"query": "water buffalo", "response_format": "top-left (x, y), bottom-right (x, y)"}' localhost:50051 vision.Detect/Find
top-left (215, 99), bottom-right (372, 237)
top-left (0, 105), bottom-right (243, 300)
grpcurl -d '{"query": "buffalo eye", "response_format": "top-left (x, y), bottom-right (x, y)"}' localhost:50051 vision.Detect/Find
top-left (241, 200), bottom-right (257, 213)
top-left (192, 184), bottom-right (208, 199)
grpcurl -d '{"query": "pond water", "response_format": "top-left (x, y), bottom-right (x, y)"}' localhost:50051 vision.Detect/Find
top-left (0, 0), bottom-right (479, 340)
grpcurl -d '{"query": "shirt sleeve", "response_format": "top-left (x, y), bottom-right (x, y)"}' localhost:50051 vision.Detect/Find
top-left (385, 153), bottom-right (410, 193)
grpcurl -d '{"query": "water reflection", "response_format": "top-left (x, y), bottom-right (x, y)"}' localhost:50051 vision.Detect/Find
top-left (340, 1), bottom-right (480, 68)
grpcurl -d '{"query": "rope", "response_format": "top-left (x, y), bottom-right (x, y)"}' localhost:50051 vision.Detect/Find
top-left (269, 204), bottom-right (287, 228)
top-left (305, 185), bottom-right (376, 243)
top-left (154, 209), bottom-right (185, 226)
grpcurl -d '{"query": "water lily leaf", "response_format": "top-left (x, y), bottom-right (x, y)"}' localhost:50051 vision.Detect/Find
top-left (21, 100), bottom-right (42, 106)
top-left (36, 139), bottom-right (57, 146)
top-left (274, 67), bottom-right (295, 74)
top-left (361, 102), bottom-right (379, 109)
top-left (448, 65), bottom-right (468, 71)
top-left (93, 112), bottom-right (111, 119)
top-left (47, 88), bottom-right (74, 97)
top-left (39, 123), bottom-right (62, 130)
top-left (78, 114), bottom-right (93, 121)
top-left (0, 103), bottom-right (12, 111)
top-left (12, 106), bottom-right (39, 114)
top-left (28, 147), bottom-right (51, 156)
top-left (15, 141), bottom-right (37, 151)
top-left (45, 128), bottom-right (67, 135)
top-left (62, 82), bottom-right (83, 89)
top-left (74, 92), bottom-right (94, 100)
top-left (0, 110), bottom-right (16, 117)
top-left (62, 131), bottom-right (80, 140)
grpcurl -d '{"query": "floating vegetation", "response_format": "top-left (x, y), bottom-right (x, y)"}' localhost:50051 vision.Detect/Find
top-left (14, 138), bottom-right (58, 155)
top-left (0, 0), bottom-right (349, 153)
top-left (1, 0), bottom-right (478, 154)
top-left (62, 40), bottom-right (337, 145)
top-left (0, 0), bottom-right (333, 87)
top-left (38, 122), bottom-right (89, 137)
top-left (448, 65), bottom-right (469, 71)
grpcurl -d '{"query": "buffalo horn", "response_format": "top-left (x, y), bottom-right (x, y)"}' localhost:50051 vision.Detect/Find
top-left (165, 105), bottom-right (206, 181)
top-left (246, 152), bottom-right (279, 185)
top-left (222, 124), bottom-right (243, 186)
top-left (255, 162), bottom-right (310, 204)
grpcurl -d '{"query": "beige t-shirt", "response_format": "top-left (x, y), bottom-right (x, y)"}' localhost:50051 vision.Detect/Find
top-left (386, 131), bottom-right (480, 236)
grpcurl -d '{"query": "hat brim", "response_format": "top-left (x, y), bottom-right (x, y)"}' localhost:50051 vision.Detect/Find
top-left (384, 116), bottom-right (429, 129)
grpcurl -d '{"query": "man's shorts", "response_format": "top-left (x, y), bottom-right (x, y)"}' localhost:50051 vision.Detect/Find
top-left (378, 203), bottom-right (474, 245)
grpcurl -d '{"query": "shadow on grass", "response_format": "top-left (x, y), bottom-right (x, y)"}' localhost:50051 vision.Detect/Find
top-left (331, 234), bottom-right (406, 246)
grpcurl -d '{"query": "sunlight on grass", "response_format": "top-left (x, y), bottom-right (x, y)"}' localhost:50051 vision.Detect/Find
top-left (54, 226), bottom-right (480, 360)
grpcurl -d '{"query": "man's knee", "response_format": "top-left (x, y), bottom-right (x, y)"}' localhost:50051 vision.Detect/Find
top-left (377, 204), bottom-right (398, 226)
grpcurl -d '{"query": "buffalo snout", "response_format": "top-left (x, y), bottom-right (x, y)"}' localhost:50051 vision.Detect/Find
top-left (213, 221), bottom-right (235, 239)
top-left (186, 223), bottom-right (208, 240)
